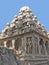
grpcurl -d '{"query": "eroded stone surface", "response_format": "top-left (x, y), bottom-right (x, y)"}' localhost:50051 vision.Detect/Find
top-left (0, 47), bottom-right (17, 65)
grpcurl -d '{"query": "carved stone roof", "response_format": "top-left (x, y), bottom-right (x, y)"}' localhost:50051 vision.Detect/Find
top-left (0, 6), bottom-right (49, 39)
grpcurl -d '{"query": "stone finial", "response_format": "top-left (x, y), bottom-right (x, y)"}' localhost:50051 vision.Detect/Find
top-left (19, 6), bottom-right (32, 15)
top-left (20, 6), bottom-right (32, 12)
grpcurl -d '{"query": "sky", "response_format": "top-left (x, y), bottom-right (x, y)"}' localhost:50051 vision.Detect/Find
top-left (0, 0), bottom-right (49, 32)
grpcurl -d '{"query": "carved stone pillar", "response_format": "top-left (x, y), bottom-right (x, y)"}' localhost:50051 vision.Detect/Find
top-left (24, 36), bottom-right (27, 55)
top-left (38, 37), bottom-right (41, 55)
top-left (12, 40), bottom-right (15, 49)
top-left (4, 41), bottom-right (7, 47)
top-left (43, 40), bottom-right (47, 55)
top-left (32, 36), bottom-right (35, 55)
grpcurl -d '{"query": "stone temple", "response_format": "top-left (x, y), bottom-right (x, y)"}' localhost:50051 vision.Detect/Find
top-left (0, 6), bottom-right (49, 65)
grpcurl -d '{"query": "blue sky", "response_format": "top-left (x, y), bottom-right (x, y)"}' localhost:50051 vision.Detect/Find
top-left (0, 0), bottom-right (49, 32)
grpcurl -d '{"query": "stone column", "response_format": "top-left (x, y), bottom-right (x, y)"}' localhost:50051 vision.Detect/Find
top-left (43, 40), bottom-right (47, 55)
top-left (24, 36), bottom-right (27, 55)
top-left (38, 37), bottom-right (41, 55)
top-left (32, 36), bottom-right (35, 55)
top-left (4, 41), bottom-right (7, 47)
top-left (21, 37), bottom-right (24, 55)
top-left (12, 40), bottom-right (15, 49)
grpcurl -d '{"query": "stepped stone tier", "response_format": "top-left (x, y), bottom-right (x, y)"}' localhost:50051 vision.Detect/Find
top-left (0, 6), bottom-right (49, 65)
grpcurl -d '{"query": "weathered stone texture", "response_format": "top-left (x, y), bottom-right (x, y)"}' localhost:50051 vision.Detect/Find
top-left (0, 6), bottom-right (49, 65)
top-left (0, 47), bottom-right (17, 65)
